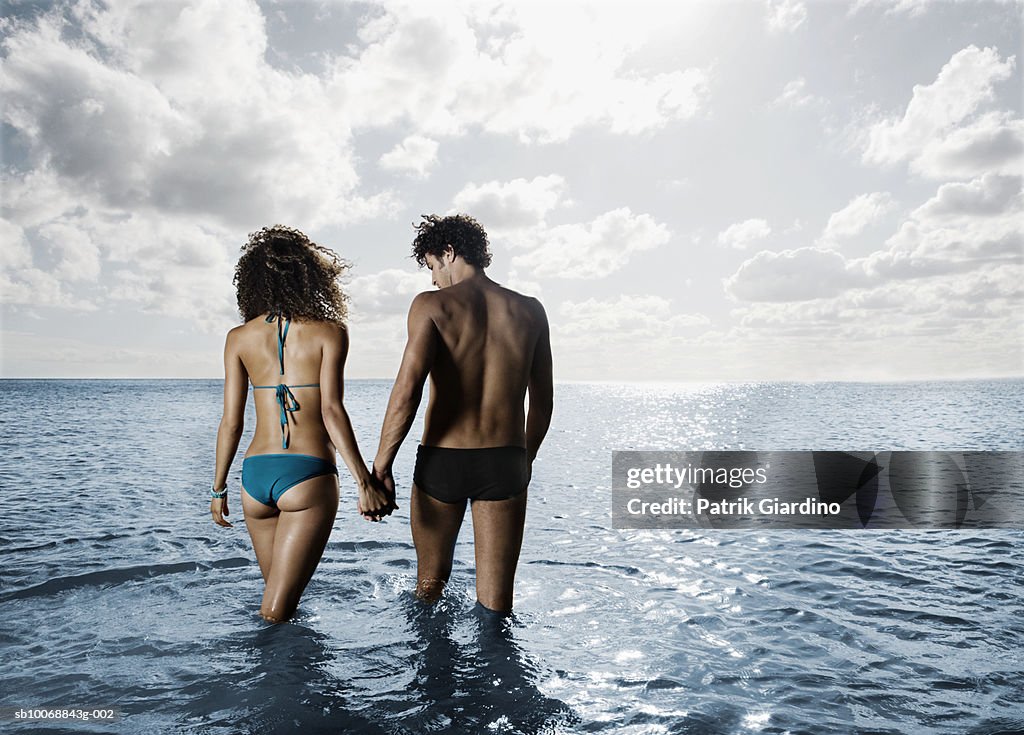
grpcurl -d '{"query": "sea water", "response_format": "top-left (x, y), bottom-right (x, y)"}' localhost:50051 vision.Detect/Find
top-left (1, 379), bottom-right (1022, 734)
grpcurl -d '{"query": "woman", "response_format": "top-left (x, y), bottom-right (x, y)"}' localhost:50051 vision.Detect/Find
top-left (210, 225), bottom-right (394, 623)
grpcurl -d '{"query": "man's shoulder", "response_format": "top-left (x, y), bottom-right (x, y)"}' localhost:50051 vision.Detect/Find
top-left (409, 290), bottom-right (439, 309)
top-left (493, 282), bottom-right (543, 308)
top-left (504, 287), bottom-right (546, 319)
top-left (407, 290), bottom-right (442, 322)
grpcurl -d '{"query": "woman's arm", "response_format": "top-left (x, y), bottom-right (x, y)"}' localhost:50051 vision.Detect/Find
top-left (319, 325), bottom-right (395, 521)
top-left (211, 328), bottom-right (248, 527)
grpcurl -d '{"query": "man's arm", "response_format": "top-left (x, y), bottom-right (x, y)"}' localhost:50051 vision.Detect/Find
top-left (526, 300), bottom-right (553, 465)
top-left (373, 293), bottom-right (438, 472)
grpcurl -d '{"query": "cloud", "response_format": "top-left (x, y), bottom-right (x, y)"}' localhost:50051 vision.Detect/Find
top-left (913, 173), bottom-right (1022, 220)
top-left (0, 3), bottom-right (390, 230)
top-left (513, 207), bottom-right (671, 279)
top-left (330, 1), bottom-right (709, 143)
top-left (874, 172), bottom-right (1023, 271)
top-left (773, 77), bottom-right (816, 108)
top-left (724, 247), bottom-right (867, 302)
top-left (345, 268), bottom-right (426, 320)
top-left (848, 0), bottom-right (935, 16)
top-left (0, 220), bottom-right (31, 270)
top-left (504, 270), bottom-right (543, 298)
top-left (717, 218), bottom-right (772, 249)
top-left (1, 205), bottom-right (238, 329)
top-left (558, 295), bottom-right (709, 339)
top-left (863, 45), bottom-right (1018, 179)
top-left (821, 192), bottom-right (896, 241)
top-left (734, 262), bottom-right (1023, 336)
top-left (911, 111), bottom-right (1024, 179)
top-left (36, 222), bottom-right (102, 281)
top-left (765, 0), bottom-right (807, 32)
top-left (726, 172), bottom-right (1023, 302)
top-left (0, 263), bottom-right (98, 311)
top-left (849, 0), bottom-right (1022, 17)
top-left (0, 1), bottom-right (709, 327)
top-left (452, 175), bottom-right (567, 231)
top-left (379, 135), bottom-right (440, 177)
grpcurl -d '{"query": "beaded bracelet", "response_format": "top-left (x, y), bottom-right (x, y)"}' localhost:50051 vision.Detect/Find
top-left (210, 486), bottom-right (228, 499)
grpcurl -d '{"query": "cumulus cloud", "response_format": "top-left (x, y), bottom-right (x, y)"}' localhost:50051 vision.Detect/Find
top-left (0, 220), bottom-right (31, 270)
top-left (0, 265), bottom-right (97, 311)
top-left (912, 112), bottom-right (1024, 179)
top-left (727, 172), bottom-right (1023, 303)
top-left (345, 268), bottom-right (427, 320)
top-left (717, 218), bottom-right (772, 249)
top-left (504, 270), bottom-right (543, 298)
top-left (0, 3), bottom-right (388, 230)
top-left (734, 262), bottom-right (1022, 338)
top-left (452, 175), bottom-right (567, 231)
top-left (379, 135), bottom-right (440, 177)
top-left (329, 1), bottom-right (709, 142)
top-left (765, 0), bottom-right (807, 32)
top-left (36, 223), bottom-right (102, 281)
top-left (863, 45), bottom-right (1019, 179)
top-left (874, 172), bottom-right (1023, 270)
top-left (513, 208), bottom-right (671, 279)
top-left (558, 295), bottom-right (709, 338)
top-left (0, 1), bottom-right (709, 327)
top-left (913, 173), bottom-right (1022, 220)
top-left (821, 192), bottom-right (896, 241)
top-left (724, 247), bottom-right (867, 302)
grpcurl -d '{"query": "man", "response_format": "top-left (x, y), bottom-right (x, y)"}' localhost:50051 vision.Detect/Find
top-left (372, 213), bottom-right (553, 615)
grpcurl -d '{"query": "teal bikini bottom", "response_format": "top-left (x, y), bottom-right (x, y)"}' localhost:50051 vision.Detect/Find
top-left (241, 453), bottom-right (338, 507)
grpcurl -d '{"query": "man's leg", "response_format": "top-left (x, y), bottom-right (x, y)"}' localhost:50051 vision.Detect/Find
top-left (410, 484), bottom-right (467, 602)
top-left (470, 490), bottom-right (528, 613)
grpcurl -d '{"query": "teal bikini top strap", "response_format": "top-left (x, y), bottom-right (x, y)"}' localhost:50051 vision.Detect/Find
top-left (265, 313), bottom-right (289, 375)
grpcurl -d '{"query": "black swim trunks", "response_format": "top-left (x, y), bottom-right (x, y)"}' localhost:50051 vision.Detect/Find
top-left (413, 445), bottom-right (529, 504)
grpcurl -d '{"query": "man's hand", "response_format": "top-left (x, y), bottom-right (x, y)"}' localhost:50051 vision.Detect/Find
top-left (373, 464), bottom-right (396, 497)
top-left (210, 496), bottom-right (233, 528)
top-left (359, 466), bottom-right (398, 522)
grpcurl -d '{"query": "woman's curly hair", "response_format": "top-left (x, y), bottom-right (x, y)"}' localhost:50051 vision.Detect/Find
top-left (234, 225), bottom-right (349, 324)
top-left (411, 213), bottom-right (492, 269)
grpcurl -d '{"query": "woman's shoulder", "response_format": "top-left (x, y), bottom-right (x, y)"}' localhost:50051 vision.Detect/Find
top-left (295, 318), bottom-right (348, 343)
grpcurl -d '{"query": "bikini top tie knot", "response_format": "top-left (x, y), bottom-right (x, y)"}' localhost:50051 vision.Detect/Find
top-left (251, 313), bottom-right (320, 449)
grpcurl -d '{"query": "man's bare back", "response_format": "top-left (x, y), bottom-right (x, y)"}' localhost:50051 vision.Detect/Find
top-left (372, 213), bottom-right (553, 614)
top-left (419, 275), bottom-right (547, 450)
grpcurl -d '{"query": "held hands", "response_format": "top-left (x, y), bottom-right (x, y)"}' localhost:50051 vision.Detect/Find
top-left (358, 464), bottom-right (398, 522)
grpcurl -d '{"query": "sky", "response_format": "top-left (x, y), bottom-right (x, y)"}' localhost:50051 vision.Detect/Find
top-left (1, 0), bottom-right (1022, 381)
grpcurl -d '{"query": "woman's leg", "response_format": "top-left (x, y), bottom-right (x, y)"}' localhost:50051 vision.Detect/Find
top-left (242, 489), bottom-right (280, 583)
top-left (259, 474), bottom-right (340, 623)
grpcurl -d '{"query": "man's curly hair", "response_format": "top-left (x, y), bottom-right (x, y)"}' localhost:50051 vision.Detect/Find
top-left (233, 225), bottom-right (349, 324)
top-left (411, 213), bottom-right (492, 269)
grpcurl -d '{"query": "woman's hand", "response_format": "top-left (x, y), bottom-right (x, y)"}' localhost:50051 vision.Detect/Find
top-left (358, 469), bottom-right (398, 522)
top-left (211, 495), bottom-right (233, 527)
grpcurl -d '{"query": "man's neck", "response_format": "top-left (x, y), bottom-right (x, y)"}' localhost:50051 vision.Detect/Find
top-left (450, 264), bottom-right (487, 286)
